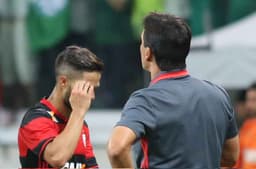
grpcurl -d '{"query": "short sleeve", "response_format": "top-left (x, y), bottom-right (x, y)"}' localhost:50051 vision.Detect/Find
top-left (19, 113), bottom-right (58, 159)
top-left (116, 90), bottom-right (156, 139)
top-left (221, 89), bottom-right (238, 139)
top-left (226, 109), bottom-right (238, 139)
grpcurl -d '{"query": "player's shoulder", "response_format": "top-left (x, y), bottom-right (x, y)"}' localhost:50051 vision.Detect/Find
top-left (132, 82), bottom-right (164, 95)
top-left (195, 78), bottom-right (233, 109)
top-left (125, 88), bottom-right (154, 108)
top-left (188, 76), bottom-right (227, 94)
top-left (129, 87), bottom-right (154, 100)
top-left (20, 102), bottom-right (52, 127)
top-left (201, 79), bottom-right (229, 97)
top-left (130, 88), bottom-right (146, 97)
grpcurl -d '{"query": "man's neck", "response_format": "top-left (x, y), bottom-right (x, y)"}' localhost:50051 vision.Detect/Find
top-left (149, 65), bottom-right (187, 81)
top-left (149, 65), bottom-right (161, 80)
top-left (47, 87), bottom-right (71, 119)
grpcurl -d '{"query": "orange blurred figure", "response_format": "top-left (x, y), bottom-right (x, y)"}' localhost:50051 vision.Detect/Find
top-left (235, 83), bottom-right (256, 169)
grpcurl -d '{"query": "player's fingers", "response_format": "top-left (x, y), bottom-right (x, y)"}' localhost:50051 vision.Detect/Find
top-left (88, 85), bottom-right (94, 98)
top-left (72, 81), bottom-right (79, 93)
top-left (77, 81), bottom-right (86, 92)
top-left (82, 82), bottom-right (90, 94)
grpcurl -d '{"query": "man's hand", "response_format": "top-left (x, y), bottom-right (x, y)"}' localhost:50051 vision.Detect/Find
top-left (69, 81), bottom-right (94, 116)
top-left (44, 82), bottom-right (94, 167)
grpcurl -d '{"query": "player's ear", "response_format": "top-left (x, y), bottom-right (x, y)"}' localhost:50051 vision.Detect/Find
top-left (145, 47), bottom-right (153, 62)
top-left (57, 75), bottom-right (68, 88)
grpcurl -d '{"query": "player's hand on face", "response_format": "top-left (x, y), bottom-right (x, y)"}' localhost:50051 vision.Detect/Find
top-left (69, 81), bottom-right (94, 116)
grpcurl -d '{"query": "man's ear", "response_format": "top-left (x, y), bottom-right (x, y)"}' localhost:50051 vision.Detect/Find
top-left (57, 75), bottom-right (67, 88)
top-left (145, 47), bottom-right (153, 62)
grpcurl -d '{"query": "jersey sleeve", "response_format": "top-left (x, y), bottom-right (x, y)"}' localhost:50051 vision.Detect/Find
top-left (116, 90), bottom-right (156, 139)
top-left (19, 111), bottom-right (58, 160)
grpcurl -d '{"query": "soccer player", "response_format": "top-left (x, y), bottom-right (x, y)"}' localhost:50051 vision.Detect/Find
top-left (107, 12), bottom-right (239, 169)
top-left (235, 83), bottom-right (256, 169)
top-left (18, 46), bottom-right (104, 168)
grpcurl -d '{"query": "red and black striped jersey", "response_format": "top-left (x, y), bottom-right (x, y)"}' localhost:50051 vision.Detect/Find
top-left (18, 98), bottom-right (98, 168)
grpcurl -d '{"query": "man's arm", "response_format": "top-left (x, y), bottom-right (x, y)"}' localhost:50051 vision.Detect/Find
top-left (221, 135), bottom-right (239, 167)
top-left (44, 82), bottom-right (94, 168)
top-left (107, 126), bottom-right (137, 168)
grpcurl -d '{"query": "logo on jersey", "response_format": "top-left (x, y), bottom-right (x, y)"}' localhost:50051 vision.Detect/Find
top-left (82, 133), bottom-right (86, 147)
top-left (47, 111), bottom-right (58, 123)
top-left (62, 162), bottom-right (86, 169)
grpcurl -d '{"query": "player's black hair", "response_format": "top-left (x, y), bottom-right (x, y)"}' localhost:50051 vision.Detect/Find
top-left (55, 45), bottom-right (104, 77)
top-left (248, 82), bottom-right (256, 91)
top-left (143, 12), bottom-right (191, 71)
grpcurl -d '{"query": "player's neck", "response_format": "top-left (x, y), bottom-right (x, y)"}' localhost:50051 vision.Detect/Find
top-left (47, 87), bottom-right (71, 119)
top-left (149, 65), bottom-right (161, 80)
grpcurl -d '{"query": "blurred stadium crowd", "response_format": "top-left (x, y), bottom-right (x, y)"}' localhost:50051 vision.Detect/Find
top-left (0, 0), bottom-right (255, 127)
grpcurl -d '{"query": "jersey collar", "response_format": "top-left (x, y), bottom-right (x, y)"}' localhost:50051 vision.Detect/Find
top-left (150, 69), bottom-right (189, 85)
top-left (40, 98), bottom-right (68, 122)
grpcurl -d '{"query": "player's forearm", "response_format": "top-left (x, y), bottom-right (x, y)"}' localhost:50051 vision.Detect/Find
top-left (107, 126), bottom-right (136, 168)
top-left (107, 145), bottom-right (133, 168)
top-left (221, 136), bottom-right (239, 167)
top-left (220, 149), bottom-right (238, 167)
top-left (221, 159), bottom-right (235, 167)
top-left (44, 111), bottom-right (85, 167)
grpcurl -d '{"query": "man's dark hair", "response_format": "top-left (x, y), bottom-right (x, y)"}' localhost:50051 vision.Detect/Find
top-left (55, 46), bottom-right (104, 77)
top-left (248, 82), bottom-right (256, 91)
top-left (143, 12), bottom-right (192, 71)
